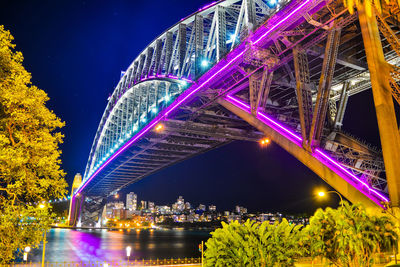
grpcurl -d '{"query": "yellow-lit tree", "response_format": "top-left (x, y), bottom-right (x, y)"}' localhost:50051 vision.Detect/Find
top-left (0, 25), bottom-right (67, 263)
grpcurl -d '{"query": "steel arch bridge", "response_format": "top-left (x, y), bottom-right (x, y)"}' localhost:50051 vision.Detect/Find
top-left (69, 0), bottom-right (400, 227)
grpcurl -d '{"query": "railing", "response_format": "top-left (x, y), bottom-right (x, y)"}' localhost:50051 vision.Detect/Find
top-left (2, 258), bottom-right (201, 267)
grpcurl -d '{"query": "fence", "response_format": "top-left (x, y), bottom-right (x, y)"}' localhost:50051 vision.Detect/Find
top-left (2, 258), bottom-right (201, 267)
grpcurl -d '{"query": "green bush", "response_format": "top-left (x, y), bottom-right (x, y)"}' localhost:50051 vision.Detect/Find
top-left (303, 202), bottom-right (398, 266)
top-left (204, 219), bottom-right (304, 266)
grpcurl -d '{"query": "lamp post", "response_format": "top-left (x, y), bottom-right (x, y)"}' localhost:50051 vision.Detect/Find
top-left (317, 190), bottom-right (344, 207)
top-left (23, 246), bottom-right (31, 262)
top-left (38, 203), bottom-right (47, 267)
top-left (126, 246), bottom-right (132, 263)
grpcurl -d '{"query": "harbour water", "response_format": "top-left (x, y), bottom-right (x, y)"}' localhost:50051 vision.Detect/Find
top-left (26, 228), bottom-right (211, 262)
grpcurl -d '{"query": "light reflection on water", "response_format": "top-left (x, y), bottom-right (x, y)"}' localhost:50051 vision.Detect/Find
top-left (28, 228), bottom-right (210, 262)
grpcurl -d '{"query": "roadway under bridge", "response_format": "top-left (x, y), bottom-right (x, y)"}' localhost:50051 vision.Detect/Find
top-left (68, 0), bottom-right (400, 227)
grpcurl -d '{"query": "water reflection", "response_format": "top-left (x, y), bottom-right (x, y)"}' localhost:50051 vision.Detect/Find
top-left (28, 228), bottom-right (210, 262)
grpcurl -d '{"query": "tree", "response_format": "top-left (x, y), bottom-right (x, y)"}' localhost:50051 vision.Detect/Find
top-left (0, 25), bottom-right (68, 263)
top-left (303, 201), bottom-right (398, 266)
top-left (204, 219), bottom-right (305, 266)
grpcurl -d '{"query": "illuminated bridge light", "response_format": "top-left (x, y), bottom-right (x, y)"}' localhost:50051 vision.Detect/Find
top-left (154, 123), bottom-right (164, 132)
top-left (75, 0), bottom-right (388, 213)
top-left (259, 138), bottom-right (270, 146)
top-left (265, 0), bottom-right (278, 8)
top-left (201, 59), bottom-right (209, 68)
top-left (225, 95), bottom-right (389, 206)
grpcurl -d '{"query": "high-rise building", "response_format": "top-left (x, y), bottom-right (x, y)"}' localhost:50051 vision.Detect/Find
top-left (176, 196), bottom-right (184, 211)
top-left (198, 204), bottom-right (206, 211)
top-left (185, 202), bottom-right (191, 210)
top-left (141, 200), bottom-right (147, 210)
top-left (209, 205), bottom-right (216, 212)
top-left (126, 192), bottom-right (137, 211)
top-left (148, 201), bottom-right (155, 212)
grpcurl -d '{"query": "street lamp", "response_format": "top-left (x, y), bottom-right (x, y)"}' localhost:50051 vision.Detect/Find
top-left (126, 246), bottom-right (132, 262)
top-left (23, 246), bottom-right (31, 262)
top-left (317, 190), bottom-right (344, 207)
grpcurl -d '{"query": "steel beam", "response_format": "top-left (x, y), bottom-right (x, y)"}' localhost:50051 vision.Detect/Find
top-left (309, 26), bottom-right (341, 147)
top-left (359, 5), bottom-right (400, 211)
top-left (218, 97), bottom-right (380, 211)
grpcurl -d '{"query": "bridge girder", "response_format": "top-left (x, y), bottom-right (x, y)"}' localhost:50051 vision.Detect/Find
top-left (74, 0), bottom-right (400, 222)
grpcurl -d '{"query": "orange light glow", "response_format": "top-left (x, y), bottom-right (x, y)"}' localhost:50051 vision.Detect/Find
top-left (155, 124), bottom-right (164, 132)
top-left (259, 138), bottom-right (270, 146)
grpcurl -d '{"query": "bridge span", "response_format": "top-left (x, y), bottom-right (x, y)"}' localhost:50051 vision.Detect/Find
top-left (68, 0), bottom-right (400, 226)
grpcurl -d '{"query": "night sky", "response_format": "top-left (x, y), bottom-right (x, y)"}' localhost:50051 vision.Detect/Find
top-left (1, 0), bottom-right (388, 214)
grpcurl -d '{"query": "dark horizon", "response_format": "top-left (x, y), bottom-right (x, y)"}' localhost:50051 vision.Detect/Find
top-left (1, 0), bottom-right (384, 214)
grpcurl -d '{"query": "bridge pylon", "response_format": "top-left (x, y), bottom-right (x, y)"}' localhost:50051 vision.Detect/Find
top-left (67, 173), bottom-right (83, 226)
top-left (358, 3), bottom-right (400, 217)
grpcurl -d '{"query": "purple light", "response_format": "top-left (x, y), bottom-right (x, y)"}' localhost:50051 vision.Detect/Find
top-left (77, 50), bottom-right (245, 194)
top-left (77, 118), bottom-right (159, 194)
top-left (225, 95), bottom-right (388, 205)
top-left (253, 0), bottom-right (312, 45)
top-left (315, 149), bottom-right (389, 203)
top-left (165, 50), bottom-right (245, 117)
top-left (198, 2), bottom-right (217, 11)
top-left (225, 95), bottom-right (302, 144)
top-left (77, 0), bottom-right (315, 194)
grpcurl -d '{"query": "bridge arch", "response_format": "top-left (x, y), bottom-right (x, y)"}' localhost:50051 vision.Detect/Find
top-left (73, 0), bottom-right (400, 226)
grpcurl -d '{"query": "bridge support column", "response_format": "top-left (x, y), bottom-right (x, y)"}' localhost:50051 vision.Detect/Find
top-left (67, 173), bottom-right (83, 226)
top-left (358, 5), bottom-right (400, 216)
top-left (79, 196), bottom-right (107, 228)
top-left (68, 193), bottom-right (84, 227)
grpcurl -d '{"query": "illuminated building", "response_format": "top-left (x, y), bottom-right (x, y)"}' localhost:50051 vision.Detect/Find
top-left (126, 192), bottom-right (137, 211)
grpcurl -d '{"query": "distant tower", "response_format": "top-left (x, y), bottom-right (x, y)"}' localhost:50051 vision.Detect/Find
top-left (67, 173), bottom-right (82, 226)
top-left (126, 192), bottom-right (137, 211)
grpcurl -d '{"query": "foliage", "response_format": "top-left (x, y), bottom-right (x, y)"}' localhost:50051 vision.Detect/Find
top-left (204, 219), bottom-right (305, 267)
top-left (303, 201), bottom-right (398, 267)
top-left (0, 25), bottom-right (67, 263)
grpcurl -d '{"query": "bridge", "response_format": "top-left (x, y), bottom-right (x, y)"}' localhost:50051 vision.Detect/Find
top-left (68, 0), bottom-right (400, 227)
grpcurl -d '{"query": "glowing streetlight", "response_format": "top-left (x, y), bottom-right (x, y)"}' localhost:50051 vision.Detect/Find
top-left (39, 204), bottom-right (45, 209)
top-left (317, 190), bottom-right (344, 207)
top-left (126, 246), bottom-right (132, 262)
top-left (114, 194), bottom-right (119, 199)
top-left (259, 138), bottom-right (270, 146)
top-left (23, 246), bottom-right (31, 261)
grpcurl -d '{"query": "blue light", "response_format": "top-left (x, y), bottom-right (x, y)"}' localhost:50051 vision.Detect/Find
top-left (265, 0), bottom-right (277, 8)
top-left (152, 107), bottom-right (158, 113)
top-left (165, 95), bottom-right (170, 102)
top-left (229, 33), bottom-right (237, 42)
top-left (201, 59), bottom-right (209, 68)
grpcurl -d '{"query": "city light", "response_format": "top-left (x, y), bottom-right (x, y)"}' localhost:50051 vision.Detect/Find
top-left (115, 194), bottom-right (119, 199)
top-left (24, 246), bottom-right (31, 253)
top-left (155, 123), bottom-right (164, 132)
top-left (318, 191), bottom-right (325, 197)
top-left (39, 204), bottom-right (45, 209)
top-left (259, 138), bottom-right (270, 146)
top-left (152, 107), bottom-right (158, 113)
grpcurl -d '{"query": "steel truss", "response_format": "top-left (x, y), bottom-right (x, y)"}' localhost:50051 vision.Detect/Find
top-left (77, 0), bottom-right (400, 216)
